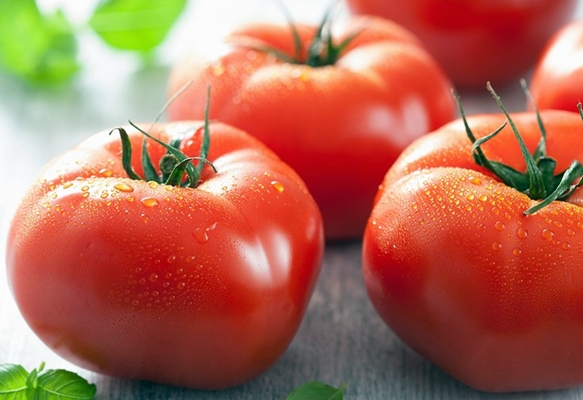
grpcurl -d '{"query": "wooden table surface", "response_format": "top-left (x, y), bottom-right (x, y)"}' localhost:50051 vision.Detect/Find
top-left (3, 1), bottom-right (583, 399)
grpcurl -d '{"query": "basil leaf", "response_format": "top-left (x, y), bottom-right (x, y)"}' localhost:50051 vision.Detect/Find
top-left (0, 0), bottom-right (79, 85)
top-left (0, 364), bottom-right (29, 400)
top-left (89, 0), bottom-right (188, 51)
top-left (34, 369), bottom-right (96, 400)
top-left (287, 381), bottom-right (347, 400)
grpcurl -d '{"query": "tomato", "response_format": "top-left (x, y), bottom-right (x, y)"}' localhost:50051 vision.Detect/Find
top-left (166, 15), bottom-right (456, 240)
top-left (362, 101), bottom-right (583, 392)
top-left (5, 120), bottom-right (324, 389)
top-left (346, 0), bottom-right (577, 89)
top-left (530, 20), bottom-right (583, 113)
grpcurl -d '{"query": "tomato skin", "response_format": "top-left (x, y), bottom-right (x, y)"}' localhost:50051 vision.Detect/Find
top-left (167, 16), bottom-right (456, 240)
top-left (363, 111), bottom-right (583, 392)
top-left (6, 122), bottom-right (324, 389)
top-left (346, 0), bottom-right (577, 89)
top-left (530, 20), bottom-right (583, 113)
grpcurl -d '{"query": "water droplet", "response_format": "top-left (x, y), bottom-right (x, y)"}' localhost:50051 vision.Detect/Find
top-left (212, 62), bottom-right (225, 76)
top-left (148, 181), bottom-right (159, 189)
top-left (512, 248), bottom-right (522, 257)
top-left (494, 221), bottom-right (505, 231)
top-left (568, 229), bottom-right (576, 237)
top-left (194, 229), bottom-right (209, 243)
top-left (82, 192), bottom-right (90, 198)
top-left (193, 222), bottom-right (218, 244)
top-left (492, 242), bottom-right (502, 251)
top-left (140, 214), bottom-right (148, 223)
top-left (542, 229), bottom-right (554, 241)
top-left (62, 182), bottom-right (73, 189)
top-left (271, 181), bottom-right (285, 193)
top-left (516, 227), bottom-right (528, 239)
top-left (469, 176), bottom-right (481, 185)
top-left (562, 242), bottom-right (571, 251)
top-left (81, 185), bottom-right (89, 192)
top-left (141, 197), bottom-right (159, 207)
top-left (114, 182), bottom-right (134, 192)
top-left (149, 273), bottom-right (158, 282)
top-left (167, 255), bottom-right (176, 264)
top-left (186, 255), bottom-right (196, 263)
top-left (100, 192), bottom-right (109, 199)
top-left (177, 282), bottom-right (186, 290)
top-left (99, 168), bottom-right (113, 177)
top-left (466, 194), bottom-right (475, 201)
top-left (478, 195), bottom-right (488, 202)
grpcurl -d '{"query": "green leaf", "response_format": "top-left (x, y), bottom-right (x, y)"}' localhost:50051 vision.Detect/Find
top-left (287, 381), bottom-right (347, 400)
top-left (33, 369), bottom-right (96, 400)
top-left (0, 364), bottom-right (29, 400)
top-left (0, 0), bottom-right (79, 85)
top-left (89, 0), bottom-right (187, 51)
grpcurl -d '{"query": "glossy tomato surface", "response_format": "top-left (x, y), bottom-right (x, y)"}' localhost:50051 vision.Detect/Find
top-left (531, 20), bottom-right (583, 112)
top-left (6, 121), bottom-right (324, 389)
top-left (167, 16), bottom-right (456, 240)
top-left (363, 110), bottom-right (583, 392)
top-left (347, 0), bottom-right (577, 89)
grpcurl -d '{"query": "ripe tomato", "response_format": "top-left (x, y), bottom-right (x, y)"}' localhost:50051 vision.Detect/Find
top-left (346, 0), bottom-right (577, 89)
top-left (6, 120), bottom-right (324, 389)
top-left (363, 102), bottom-right (583, 391)
top-left (530, 20), bottom-right (583, 113)
top-left (166, 15), bottom-right (456, 240)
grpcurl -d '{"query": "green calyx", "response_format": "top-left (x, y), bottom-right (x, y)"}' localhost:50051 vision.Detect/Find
top-left (456, 80), bottom-right (583, 216)
top-left (246, 3), bottom-right (363, 67)
top-left (111, 87), bottom-right (216, 188)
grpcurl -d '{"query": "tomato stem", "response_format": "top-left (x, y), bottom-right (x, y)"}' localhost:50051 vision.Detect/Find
top-left (240, 2), bottom-right (363, 67)
top-left (110, 86), bottom-right (217, 188)
top-left (456, 80), bottom-right (583, 215)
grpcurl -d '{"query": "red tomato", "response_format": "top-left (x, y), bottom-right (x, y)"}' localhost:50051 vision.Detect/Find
top-left (363, 108), bottom-right (583, 392)
top-left (531, 20), bottom-right (583, 113)
top-left (346, 0), bottom-right (577, 89)
top-left (166, 15), bottom-right (456, 240)
top-left (6, 120), bottom-right (324, 389)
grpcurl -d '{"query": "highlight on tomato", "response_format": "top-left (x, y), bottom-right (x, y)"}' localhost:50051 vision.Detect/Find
top-left (530, 20), bottom-right (583, 113)
top-left (5, 101), bottom-right (324, 390)
top-left (166, 9), bottom-right (456, 240)
top-left (362, 82), bottom-right (583, 392)
top-left (346, 0), bottom-right (577, 89)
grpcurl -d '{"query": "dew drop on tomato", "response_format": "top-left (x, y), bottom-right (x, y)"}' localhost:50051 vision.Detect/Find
top-left (542, 229), bottom-right (554, 241)
top-left (271, 181), bottom-right (284, 193)
top-left (114, 182), bottom-right (134, 192)
top-left (141, 197), bottom-right (159, 207)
